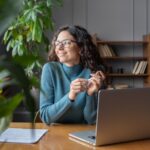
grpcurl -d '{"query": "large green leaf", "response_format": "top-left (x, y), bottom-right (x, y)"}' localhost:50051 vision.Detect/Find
top-left (0, 57), bottom-right (36, 122)
top-left (32, 19), bottom-right (42, 42)
top-left (0, 115), bottom-right (12, 133)
top-left (0, 58), bottom-right (29, 90)
top-left (13, 55), bottom-right (38, 68)
top-left (0, 94), bottom-right (23, 118)
top-left (0, 93), bottom-right (23, 133)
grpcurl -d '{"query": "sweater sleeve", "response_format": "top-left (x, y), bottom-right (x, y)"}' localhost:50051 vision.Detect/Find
top-left (83, 93), bottom-right (98, 124)
top-left (39, 63), bottom-right (72, 124)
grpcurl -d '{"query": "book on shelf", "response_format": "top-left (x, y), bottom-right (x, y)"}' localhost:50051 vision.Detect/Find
top-left (98, 44), bottom-right (116, 57)
top-left (132, 61), bottom-right (148, 75)
top-left (140, 61), bottom-right (148, 74)
top-left (114, 83), bottom-right (129, 89)
top-left (98, 45), bottom-right (106, 57)
top-left (107, 83), bottom-right (129, 90)
top-left (103, 45), bottom-right (111, 56)
top-left (132, 61), bottom-right (139, 74)
top-left (134, 61), bottom-right (144, 74)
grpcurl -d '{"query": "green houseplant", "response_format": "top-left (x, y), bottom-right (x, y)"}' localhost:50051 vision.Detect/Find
top-left (0, 0), bottom-right (63, 132)
top-left (3, 0), bottom-right (63, 77)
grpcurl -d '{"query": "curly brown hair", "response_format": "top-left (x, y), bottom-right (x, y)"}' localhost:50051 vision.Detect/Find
top-left (48, 25), bottom-right (104, 72)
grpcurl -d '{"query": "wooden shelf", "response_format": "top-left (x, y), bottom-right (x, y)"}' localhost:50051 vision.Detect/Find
top-left (102, 56), bottom-right (147, 60)
top-left (106, 73), bottom-right (149, 77)
top-left (97, 34), bottom-right (150, 87)
top-left (97, 41), bottom-right (148, 45)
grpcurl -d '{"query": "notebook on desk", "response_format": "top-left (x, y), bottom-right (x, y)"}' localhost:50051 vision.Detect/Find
top-left (69, 87), bottom-right (150, 146)
top-left (0, 128), bottom-right (48, 144)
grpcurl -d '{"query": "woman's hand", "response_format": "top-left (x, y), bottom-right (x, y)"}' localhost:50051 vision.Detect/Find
top-left (87, 71), bottom-right (105, 96)
top-left (69, 78), bottom-right (88, 100)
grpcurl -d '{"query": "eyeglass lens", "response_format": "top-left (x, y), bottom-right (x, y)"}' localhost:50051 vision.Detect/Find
top-left (55, 39), bottom-right (76, 48)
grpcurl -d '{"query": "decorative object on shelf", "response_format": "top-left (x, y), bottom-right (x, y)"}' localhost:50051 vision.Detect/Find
top-left (117, 68), bottom-right (124, 74)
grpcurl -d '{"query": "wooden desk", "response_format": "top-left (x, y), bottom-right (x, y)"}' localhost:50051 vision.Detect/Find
top-left (1, 122), bottom-right (150, 150)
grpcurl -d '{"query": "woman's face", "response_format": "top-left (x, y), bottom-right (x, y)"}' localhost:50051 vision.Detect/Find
top-left (54, 31), bottom-right (80, 66)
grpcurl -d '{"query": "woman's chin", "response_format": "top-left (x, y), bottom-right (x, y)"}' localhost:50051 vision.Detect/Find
top-left (59, 58), bottom-right (67, 63)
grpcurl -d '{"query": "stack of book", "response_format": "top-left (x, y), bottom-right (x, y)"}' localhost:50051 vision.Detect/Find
top-left (114, 83), bottom-right (129, 89)
top-left (132, 61), bottom-right (148, 74)
top-left (107, 83), bottom-right (129, 90)
top-left (98, 44), bottom-right (116, 57)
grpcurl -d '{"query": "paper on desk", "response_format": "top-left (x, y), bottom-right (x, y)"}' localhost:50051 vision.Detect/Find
top-left (0, 128), bottom-right (48, 144)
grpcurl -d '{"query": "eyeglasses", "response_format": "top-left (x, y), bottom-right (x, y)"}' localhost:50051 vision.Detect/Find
top-left (54, 39), bottom-right (77, 48)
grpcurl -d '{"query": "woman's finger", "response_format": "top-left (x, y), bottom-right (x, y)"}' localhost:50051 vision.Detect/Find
top-left (90, 71), bottom-right (105, 81)
top-left (71, 80), bottom-right (88, 92)
top-left (96, 71), bottom-right (105, 80)
top-left (88, 78), bottom-right (99, 89)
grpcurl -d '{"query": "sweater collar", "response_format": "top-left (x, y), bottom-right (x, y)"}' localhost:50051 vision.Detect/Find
top-left (62, 63), bottom-right (83, 78)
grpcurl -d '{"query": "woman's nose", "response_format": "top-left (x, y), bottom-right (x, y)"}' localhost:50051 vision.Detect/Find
top-left (58, 44), bottom-right (64, 50)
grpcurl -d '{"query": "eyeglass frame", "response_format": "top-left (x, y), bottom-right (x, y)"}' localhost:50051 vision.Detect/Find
top-left (54, 39), bottom-right (77, 48)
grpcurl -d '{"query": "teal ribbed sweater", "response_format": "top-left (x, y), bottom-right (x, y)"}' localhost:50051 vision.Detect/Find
top-left (40, 62), bottom-right (97, 124)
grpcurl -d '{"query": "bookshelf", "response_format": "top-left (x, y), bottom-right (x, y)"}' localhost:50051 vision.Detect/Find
top-left (96, 34), bottom-right (150, 88)
top-left (143, 34), bottom-right (150, 87)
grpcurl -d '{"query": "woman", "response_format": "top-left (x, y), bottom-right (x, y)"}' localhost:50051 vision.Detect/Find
top-left (40, 25), bottom-right (105, 125)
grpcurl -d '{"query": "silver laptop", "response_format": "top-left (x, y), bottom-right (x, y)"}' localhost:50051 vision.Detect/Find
top-left (69, 87), bottom-right (150, 146)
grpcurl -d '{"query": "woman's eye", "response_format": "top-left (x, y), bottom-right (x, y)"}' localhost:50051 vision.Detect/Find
top-left (66, 41), bottom-right (71, 45)
top-left (64, 41), bottom-right (67, 45)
